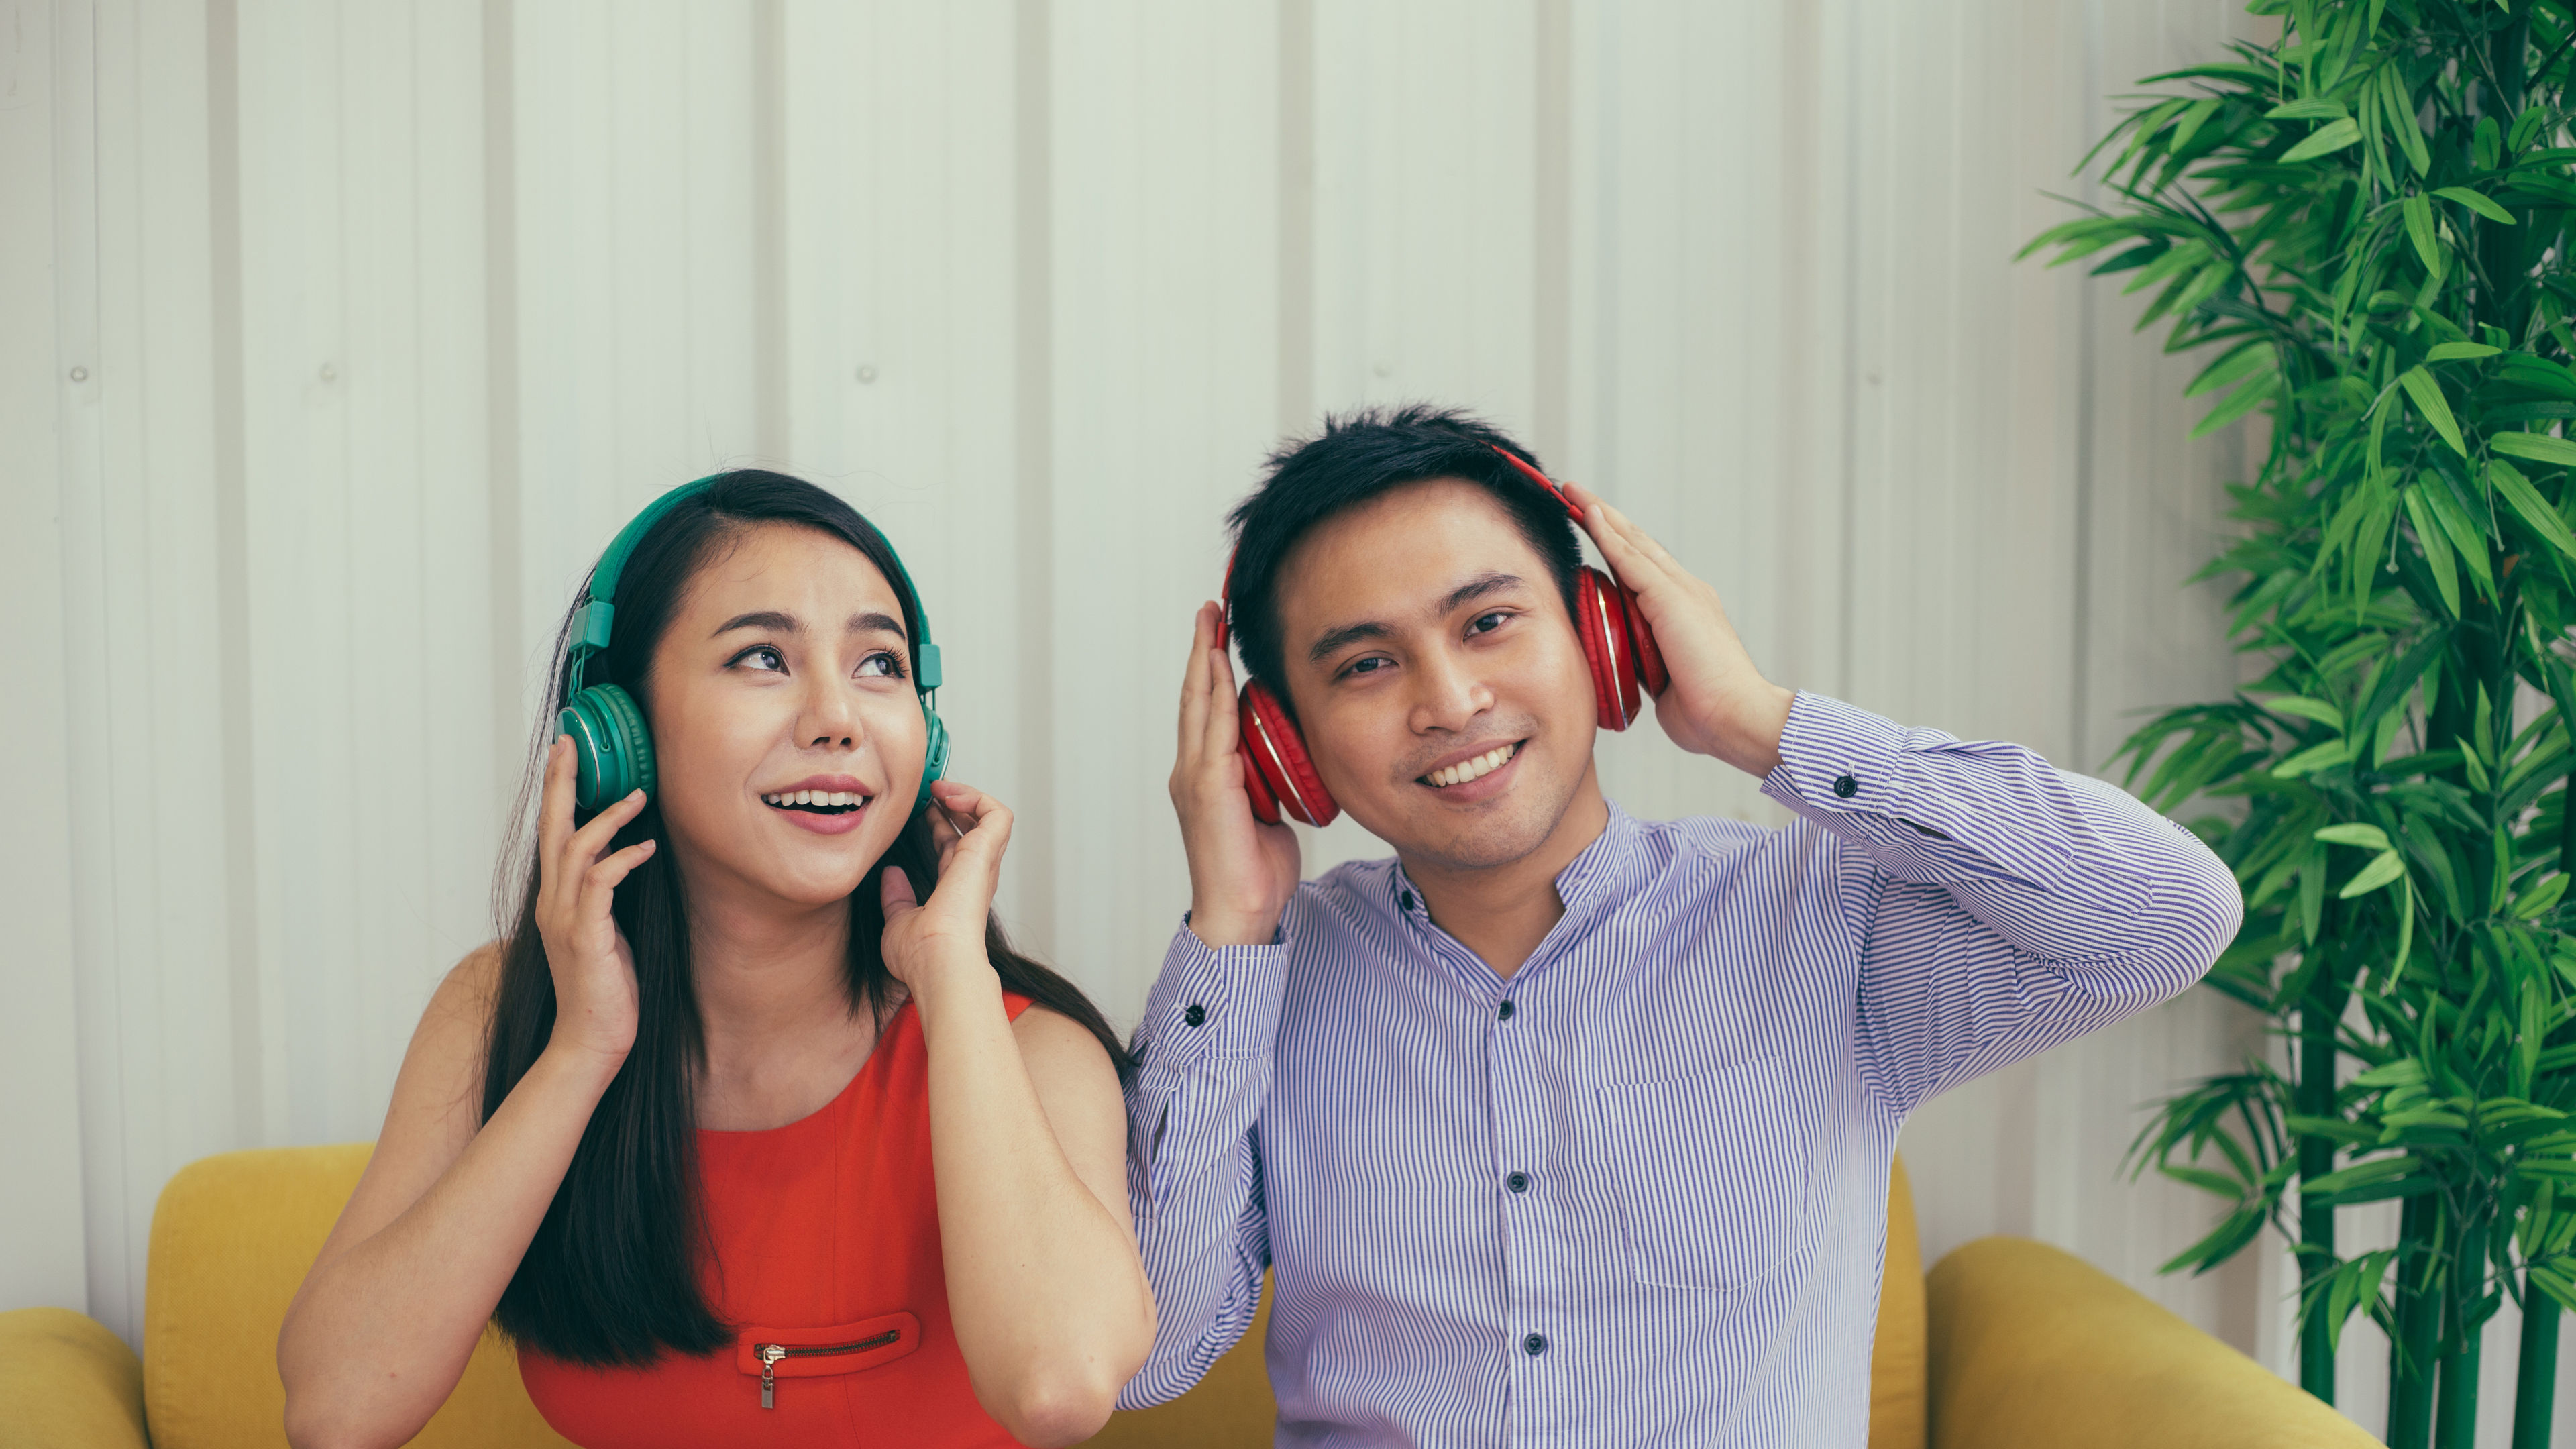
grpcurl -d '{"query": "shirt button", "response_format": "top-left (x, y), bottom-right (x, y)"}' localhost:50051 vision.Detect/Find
top-left (1400, 890), bottom-right (1415, 911)
top-left (1523, 1333), bottom-right (1548, 1356)
top-left (1833, 773), bottom-right (1859, 798)
top-left (1184, 1004), bottom-right (1207, 1028)
top-left (1507, 1171), bottom-right (1529, 1193)
top-left (1498, 1000), bottom-right (1515, 1022)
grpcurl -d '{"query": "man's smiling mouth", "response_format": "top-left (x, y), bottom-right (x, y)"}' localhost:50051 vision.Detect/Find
top-left (761, 790), bottom-right (871, 816)
top-left (1419, 741), bottom-right (1521, 788)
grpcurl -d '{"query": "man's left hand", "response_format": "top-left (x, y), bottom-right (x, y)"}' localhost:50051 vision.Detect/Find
top-left (1563, 482), bottom-right (1796, 779)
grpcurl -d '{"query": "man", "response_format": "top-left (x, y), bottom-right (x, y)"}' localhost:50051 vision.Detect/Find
top-left (1119, 406), bottom-right (2239, 1446)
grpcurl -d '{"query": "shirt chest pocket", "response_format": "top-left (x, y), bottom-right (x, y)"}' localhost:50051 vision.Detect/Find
top-left (1592, 1055), bottom-right (1811, 1292)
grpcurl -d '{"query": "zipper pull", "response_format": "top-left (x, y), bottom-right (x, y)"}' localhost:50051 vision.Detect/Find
top-left (759, 1344), bottom-right (786, 1409)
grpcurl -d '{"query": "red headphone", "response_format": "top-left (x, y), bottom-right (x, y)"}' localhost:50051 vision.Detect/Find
top-left (1220, 446), bottom-right (1669, 827)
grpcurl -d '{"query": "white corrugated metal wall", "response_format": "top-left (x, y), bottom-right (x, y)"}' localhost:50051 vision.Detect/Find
top-left (11, 0), bottom-right (2522, 1432)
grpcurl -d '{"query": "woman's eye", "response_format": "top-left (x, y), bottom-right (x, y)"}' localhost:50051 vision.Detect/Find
top-left (735, 645), bottom-right (785, 672)
top-left (856, 651), bottom-right (904, 680)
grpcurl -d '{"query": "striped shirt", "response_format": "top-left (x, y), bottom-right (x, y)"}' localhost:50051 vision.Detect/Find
top-left (1116, 692), bottom-right (2241, 1446)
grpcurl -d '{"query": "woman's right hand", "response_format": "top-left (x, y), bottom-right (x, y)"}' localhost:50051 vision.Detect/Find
top-left (1170, 602), bottom-right (1301, 947)
top-left (534, 734), bottom-right (656, 1063)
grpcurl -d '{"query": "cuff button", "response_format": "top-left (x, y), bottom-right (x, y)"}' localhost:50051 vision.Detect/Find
top-left (1184, 1004), bottom-right (1208, 1028)
top-left (1833, 773), bottom-right (1859, 799)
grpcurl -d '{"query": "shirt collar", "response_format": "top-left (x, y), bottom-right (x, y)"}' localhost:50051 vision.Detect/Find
top-left (1384, 800), bottom-right (1647, 943)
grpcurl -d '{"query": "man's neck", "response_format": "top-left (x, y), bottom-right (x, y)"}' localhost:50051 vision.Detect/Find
top-left (1401, 767), bottom-right (1611, 980)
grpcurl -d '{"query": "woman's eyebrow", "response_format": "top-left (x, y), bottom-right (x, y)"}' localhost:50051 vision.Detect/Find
top-left (848, 611), bottom-right (908, 640)
top-left (713, 610), bottom-right (800, 637)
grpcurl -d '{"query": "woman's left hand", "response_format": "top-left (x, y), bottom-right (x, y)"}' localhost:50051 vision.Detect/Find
top-left (880, 779), bottom-right (1010, 991)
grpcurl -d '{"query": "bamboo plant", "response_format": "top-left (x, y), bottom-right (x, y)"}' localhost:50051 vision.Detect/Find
top-left (2025, 2), bottom-right (2576, 1444)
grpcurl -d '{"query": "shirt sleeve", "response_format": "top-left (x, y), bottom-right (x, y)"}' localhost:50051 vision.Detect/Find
top-left (1115, 918), bottom-right (1285, 1410)
top-left (1758, 691), bottom-right (2243, 1117)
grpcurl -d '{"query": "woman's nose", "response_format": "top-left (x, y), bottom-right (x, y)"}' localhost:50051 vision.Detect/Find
top-left (800, 676), bottom-right (863, 749)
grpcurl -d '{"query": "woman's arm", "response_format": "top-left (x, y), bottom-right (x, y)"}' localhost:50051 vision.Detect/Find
top-left (274, 959), bottom-right (623, 1449)
top-left (278, 740), bottom-right (655, 1449)
top-left (883, 780), bottom-right (1155, 1448)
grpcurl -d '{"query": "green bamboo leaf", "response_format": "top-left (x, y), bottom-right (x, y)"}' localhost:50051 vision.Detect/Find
top-left (2406, 488), bottom-right (2463, 616)
top-left (2189, 373), bottom-right (2275, 439)
top-left (2399, 368), bottom-right (2467, 455)
top-left (2186, 341), bottom-right (2275, 398)
top-left (2432, 186), bottom-right (2516, 224)
top-left (2487, 458), bottom-right (2576, 564)
top-left (2264, 695), bottom-right (2347, 731)
top-left (2169, 97), bottom-right (2224, 154)
top-left (2303, 1157), bottom-right (2420, 1194)
top-left (2355, 1059), bottom-right (2427, 1088)
top-left (2277, 739), bottom-right (2356, 777)
top-left (2403, 193), bottom-right (2445, 278)
top-left (2341, 849), bottom-right (2409, 898)
top-left (2281, 116), bottom-right (2363, 163)
top-left (2489, 432), bottom-right (2576, 467)
top-left (2268, 98), bottom-right (2351, 121)
top-left (2316, 822), bottom-right (2394, 851)
top-left (2516, 873), bottom-right (2571, 920)
top-left (2426, 341), bottom-right (2502, 361)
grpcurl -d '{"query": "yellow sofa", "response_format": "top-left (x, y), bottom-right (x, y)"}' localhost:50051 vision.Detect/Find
top-left (0, 1146), bottom-right (2378, 1448)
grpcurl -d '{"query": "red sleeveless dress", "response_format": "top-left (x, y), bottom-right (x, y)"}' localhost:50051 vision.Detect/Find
top-left (519, 994), bottom-right (1032, 1448)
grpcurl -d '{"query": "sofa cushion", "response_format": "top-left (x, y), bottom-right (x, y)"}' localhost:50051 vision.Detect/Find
top-left (144, 1143), bottom-right (568, 1449)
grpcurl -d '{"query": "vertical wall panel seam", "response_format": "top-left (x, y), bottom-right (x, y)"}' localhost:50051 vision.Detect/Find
top-left (482, 0), bottom-right (524, 918)
top-left (202, 0), bottom-right (261, 1150)
top-left (1013, 0), bottom-right (1054, 954)
top-left (753, 0), bottom-right (785, 463)
top-left (1277, 0), bottom-right (1313, 437)
top-left (2070, 0), bottom-right (2104, 771)
top-left (1835, 0), bottom-right (1862, 699)
top-left (1532, 0), bottom-right (1570, 468)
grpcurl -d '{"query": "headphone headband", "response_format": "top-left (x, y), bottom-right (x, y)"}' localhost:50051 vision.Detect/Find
top-left (564, 474), bottom-right (941, 699)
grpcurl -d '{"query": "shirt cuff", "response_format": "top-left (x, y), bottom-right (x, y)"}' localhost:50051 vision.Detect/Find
top-left (1759, 691), bottom-right (1913, 824)
top-left (1135, 918), bottom-right (1286, 1069)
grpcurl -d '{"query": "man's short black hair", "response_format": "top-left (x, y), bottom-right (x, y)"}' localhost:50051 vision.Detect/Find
top-left (1225, 405), bottom-right (1584, 704)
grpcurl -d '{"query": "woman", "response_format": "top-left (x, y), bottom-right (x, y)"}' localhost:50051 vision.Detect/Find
top-left (278, 471), bottom-right (1152, 1448)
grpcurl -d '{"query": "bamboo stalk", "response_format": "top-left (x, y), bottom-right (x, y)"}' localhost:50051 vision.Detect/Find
top-left (2390, 1196), bottom-right (2437, 1449)
top-left (2434, 1305), bottom-right (2483, 1449)
top-left (2513, 1286), bottom-right (2559, 1449)
top-left (2301, 996), bottom-right (2339, 1402)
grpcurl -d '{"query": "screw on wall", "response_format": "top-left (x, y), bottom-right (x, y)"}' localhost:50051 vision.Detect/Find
top-left (69, 366), bottom-right (88, 382)
top-left (855, 364), bottom-right (877, 384)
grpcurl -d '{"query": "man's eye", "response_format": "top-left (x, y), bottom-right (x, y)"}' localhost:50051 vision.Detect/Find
top-left (735, 645), bottom-right (785, 672)
top-left (1346, 657), bottom-right (1391, 678)
top-left (1469, 612), bottom-right (1511, 635)
top-left (856, 651), bottom-right (905, 680)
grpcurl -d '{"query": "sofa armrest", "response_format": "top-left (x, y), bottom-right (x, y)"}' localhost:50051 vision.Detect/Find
top-left (0, 1307), bottom-right (151, 1449)
top-left (1925, 1237), bottom-right (2378, 1448)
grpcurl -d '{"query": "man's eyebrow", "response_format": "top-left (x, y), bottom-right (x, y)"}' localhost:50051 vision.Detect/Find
top-left (1308, 620), bottom-right (1390, 663)
top-left (849, 611), bottom-right (907, 640)
top-left (1303, 574), bottom-right (1532, 665)
top-left (713, 610), bottom-right (799, 637)
top-left (1443, 572), bottom-right (1527, 613)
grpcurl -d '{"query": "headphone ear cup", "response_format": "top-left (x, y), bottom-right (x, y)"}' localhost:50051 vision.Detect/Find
top-left (1617, 578), bottom-right (1670, 698)
top-left (560, 684), bottom-right (656, 812)
top-left (1238, 679), bottom-right (1338, 828)
top-left (1574, 568), bottom-right (1642, 731)
top-left (914, 706), bottom-right (951, 816)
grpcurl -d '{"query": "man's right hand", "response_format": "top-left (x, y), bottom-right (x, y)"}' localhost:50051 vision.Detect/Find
top-left (1170, 602), bottom-right (1301, 947)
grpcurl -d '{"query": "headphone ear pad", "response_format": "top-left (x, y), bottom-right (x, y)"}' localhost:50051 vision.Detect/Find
top-left (1619, 578), bottom-right (1670, 698)
top-left (560, 683), bottom-right (657, 812)
top-left (1574, 569), bottom-right (1642, 731)
top-left (1238, 679), bottom-right (1339, 828)
top-left (915, 706), bottom-right (951, 816)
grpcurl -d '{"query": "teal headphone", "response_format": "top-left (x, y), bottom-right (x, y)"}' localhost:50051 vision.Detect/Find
top-left (557, 474), bottom-right (951, 817)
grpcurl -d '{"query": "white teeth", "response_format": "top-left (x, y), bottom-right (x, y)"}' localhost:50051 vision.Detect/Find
top-left (1426, 743), bottom-right (1517, 788)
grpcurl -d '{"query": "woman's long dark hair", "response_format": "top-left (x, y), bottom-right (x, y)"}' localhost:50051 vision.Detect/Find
top-left (482, 469), bottom-right (1132, 1366)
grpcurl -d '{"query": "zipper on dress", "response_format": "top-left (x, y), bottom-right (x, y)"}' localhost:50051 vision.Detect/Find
top-left (755, 1330), bottom-right (902, 1409)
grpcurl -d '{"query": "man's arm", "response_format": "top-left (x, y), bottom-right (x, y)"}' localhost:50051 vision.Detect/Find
top-left (1118, 602), bottom-right (1305, 1407)
top-left (1116, 924), bottom-right (1283, 1408)
top-left (1560, 484), bottom-right (2239, 1112)
top-left (1762, 692), bottom-right (2243, 1114)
